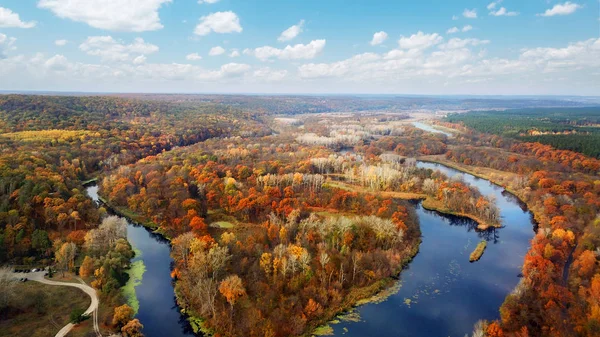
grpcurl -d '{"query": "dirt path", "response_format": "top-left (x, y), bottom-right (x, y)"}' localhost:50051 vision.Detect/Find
top-left (13, 271), bottom-right (101, 337)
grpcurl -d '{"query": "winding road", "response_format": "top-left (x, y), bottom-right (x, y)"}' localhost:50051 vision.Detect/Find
top-left (12, 271), bottom-right (101, 337)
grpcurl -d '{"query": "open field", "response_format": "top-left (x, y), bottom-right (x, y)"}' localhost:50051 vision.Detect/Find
top-left (0, 281), bottom-right (91, 337)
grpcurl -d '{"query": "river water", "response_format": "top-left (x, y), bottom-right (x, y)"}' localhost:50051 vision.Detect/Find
top-left (412, 122), bottom-right (453, 137)
top-left (86, 161), bottom-right (534, 337)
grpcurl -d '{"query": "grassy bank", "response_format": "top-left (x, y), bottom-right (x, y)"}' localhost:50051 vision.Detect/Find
top-left (469, 241), bottom-right (487, 262)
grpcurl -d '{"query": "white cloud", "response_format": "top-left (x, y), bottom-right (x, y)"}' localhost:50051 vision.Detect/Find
top-left (133, 55), bottom-right (146, 65)
top-left (248, 39), bottom-right (326, 61)
top-left (519, 38), bottom-right (600, 71)
top-left (0, 7), bottom-right (36, 28)
top-left (211, 63), bottom-right (251, 79)
top-left (293, 37), bottom-right (600, 94)
top-left (198, 0), bottom-right (220, 3)
top-left (186, 53), bottom-right (202, 61)
top-left (440, 38), bottom-right (490, 50)
top-left (79, 36), bottom-right (159, 62)
top-left (38, 0), bottom-right (171, 32)
top-left (487, 1), bottom-right (502, 10)
top-left (299, 53), bottom-right (381, 79)
top-left (398, 32), bottom-right (443, 50)
top-left (447, 26), bottom-right (473, 34)
top-left (490, 7), bottom-right (519, 16)
top-left (370, 31), bottom-right (388, 45)
top-left (0, 33), bottom-right (17, 58)
top-left (194, 11), bottom-right (242, 36)
top-left (278, 20), bottom-right (305, 42)
top-left (229, 49), bottom-right (240, 58)
top-left (2, 38), bottom-right (599, 94)
top-left (55, 39), bottom-right (68, 46)
top-left (538, 2), bottom-right (582, 17)
top-left (253, 67), bottom-right (288, 81)
top-left (452, 15), bottom-right (459, 20)
top-left (44, 54), bottom-right (70, 71)
top-left (209, 46), bottom-right (226, 56)
top-left (463, 9), bottom-right (477, 19)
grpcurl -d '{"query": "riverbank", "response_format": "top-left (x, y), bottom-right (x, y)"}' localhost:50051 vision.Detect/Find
top-left (302, 239), bottom-right (421, 337)
top-left (325, 180), bottom-right (500, 230)
top-left (87, 185), bottom-right (195, 337)
top-left (417, 156), bottom-right (526, 201)
top-left (417, 156), bottom-right (543, 226)
top-left (421, 198), bottom-right (501, 230)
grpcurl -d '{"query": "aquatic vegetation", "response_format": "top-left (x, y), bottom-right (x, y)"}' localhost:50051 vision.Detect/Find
top-left (122, 259), bottom-right (146, 314)
top-left (313, 324), bottom-right (334, 336)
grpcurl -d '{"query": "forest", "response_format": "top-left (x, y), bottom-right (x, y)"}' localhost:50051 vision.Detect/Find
top-left (446, 107), bottom-right (600, 158)
top-left (1, 94), bottom-right (600, 337)
top-left (99, 114), bottom-right (503, 336)
top-left (0, 95), bottom-right (267, 336)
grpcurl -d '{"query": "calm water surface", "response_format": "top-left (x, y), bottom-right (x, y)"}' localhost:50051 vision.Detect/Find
top-left (86, 160), bottom-right (534, 337)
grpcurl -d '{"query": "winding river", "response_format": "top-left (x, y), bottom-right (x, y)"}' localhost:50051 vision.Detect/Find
top-left (86, 161), bottom-right (534, 337)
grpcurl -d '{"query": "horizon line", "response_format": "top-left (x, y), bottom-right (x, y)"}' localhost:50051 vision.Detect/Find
top-left (1, 90), bottom-right (600, 99)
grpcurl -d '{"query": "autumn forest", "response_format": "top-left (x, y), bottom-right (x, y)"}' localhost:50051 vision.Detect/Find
top-left (1, 94), bottom-right (600, 337)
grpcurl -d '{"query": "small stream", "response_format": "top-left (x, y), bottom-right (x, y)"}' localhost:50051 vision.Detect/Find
top-left (85, 160), bottom-right (534, 337)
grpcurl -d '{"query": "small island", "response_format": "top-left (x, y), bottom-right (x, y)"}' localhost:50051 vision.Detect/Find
top-left (469, 241), bottom-right (488, 262)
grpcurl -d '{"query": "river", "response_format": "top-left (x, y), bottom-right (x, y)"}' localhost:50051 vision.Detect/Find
top-left (86, 185), bottom-right (194, 337)
top-left (412, 122), bottom-right (453, 137)
top-left (85, 161), bottom-right (534, 337)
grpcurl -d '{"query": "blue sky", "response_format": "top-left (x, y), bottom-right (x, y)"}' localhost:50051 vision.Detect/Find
top-left (0, 0), bottom-right (599, 94)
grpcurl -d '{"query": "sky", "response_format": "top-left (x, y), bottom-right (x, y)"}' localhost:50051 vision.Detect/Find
top-left (0, 0), bottom-right (599, 95)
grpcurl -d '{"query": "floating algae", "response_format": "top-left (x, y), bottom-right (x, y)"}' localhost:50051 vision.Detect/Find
top-left (122, 248), bottom-right (146, 314)
top-left (313, 324), bottom-right (334, 336)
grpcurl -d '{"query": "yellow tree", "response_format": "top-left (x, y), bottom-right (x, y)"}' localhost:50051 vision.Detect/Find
top-left (219, 274), bottom-right (246, 324)
top-left (79, 256), bottom-right (95, 279)
top-left (55, 242), bottom-right (77, 276)
top-left (112, 304), bottom-right (134, 328)
top-left (121, 319), bottom-right (144, 337)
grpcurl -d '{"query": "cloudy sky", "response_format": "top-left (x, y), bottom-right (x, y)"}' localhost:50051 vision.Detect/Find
top-left (0, 0), bottom-right (599, 95)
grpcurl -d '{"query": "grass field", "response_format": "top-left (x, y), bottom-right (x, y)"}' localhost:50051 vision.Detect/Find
top-left (0, 129), bottom-right (93, 143)
top-left (0, 281), bottom-right (91, 337)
